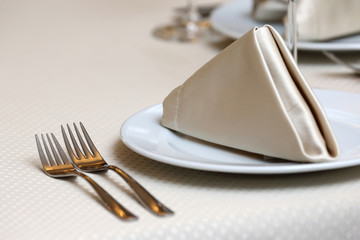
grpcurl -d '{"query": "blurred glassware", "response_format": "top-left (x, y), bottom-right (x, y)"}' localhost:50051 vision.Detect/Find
top-left (286, 0), bottom-right (297, 62)
top-left (153, 1), bottom-right (224, 43)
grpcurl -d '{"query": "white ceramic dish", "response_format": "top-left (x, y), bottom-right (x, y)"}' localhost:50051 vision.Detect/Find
top-left (120, 89), bottom-right (360, 174)
top-left (210, 0), bottom-right (360, 51)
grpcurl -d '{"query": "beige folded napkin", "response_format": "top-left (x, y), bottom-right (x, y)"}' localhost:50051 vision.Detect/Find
top-left (292, 0), bottom-right (360, 41)
top-left (252, 0), bottom-right (287, 22)
top-left (161, 25), bottom-right (339, 163)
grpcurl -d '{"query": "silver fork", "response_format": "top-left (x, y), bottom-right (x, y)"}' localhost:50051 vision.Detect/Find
top-left (35, 133), bottom-right (138, 221)
top-left (61, 122), bottom-right (174, 217)
top-left (323, 51), bottom-right (360, 75)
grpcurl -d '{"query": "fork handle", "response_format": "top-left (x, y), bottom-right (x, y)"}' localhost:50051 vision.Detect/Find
top-left (108, 165), bottom-right (174, 216)
top-left (75, 171), bottom-right (138, 221)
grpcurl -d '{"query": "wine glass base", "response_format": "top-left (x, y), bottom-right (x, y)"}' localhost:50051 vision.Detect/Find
top-left (153, 21), bottom-right (225, 43)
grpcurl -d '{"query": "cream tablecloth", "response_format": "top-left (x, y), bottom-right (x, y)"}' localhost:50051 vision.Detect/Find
top-left (1, 0), bottom-right (360, 239)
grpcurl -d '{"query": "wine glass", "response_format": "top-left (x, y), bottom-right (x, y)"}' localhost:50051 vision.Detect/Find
top-left (153, 0), bottom-right (221, 42)
top-left (287, 0), bottom-right (297, 62)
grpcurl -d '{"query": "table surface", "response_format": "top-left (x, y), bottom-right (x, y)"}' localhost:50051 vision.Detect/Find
top-left (1, 0), bottom-right (360, 239)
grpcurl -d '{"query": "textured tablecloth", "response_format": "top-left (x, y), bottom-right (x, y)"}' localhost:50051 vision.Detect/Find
top-left (1, 0), bottom-right (360, 239)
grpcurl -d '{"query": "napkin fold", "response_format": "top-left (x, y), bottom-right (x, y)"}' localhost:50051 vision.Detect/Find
top-left (252, 0), bottom-right (287, 22)
top-left (292, 0), bottom-right (360, 41)
top-left (161, 25), bottom-right (339, 163)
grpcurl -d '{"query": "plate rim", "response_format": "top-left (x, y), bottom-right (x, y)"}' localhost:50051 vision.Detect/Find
top-left (120, 89), bottom-right (360, 174)
top-left (210, 0), bottom-right (360, 52)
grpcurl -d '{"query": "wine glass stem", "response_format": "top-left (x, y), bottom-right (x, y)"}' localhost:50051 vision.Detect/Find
top-left (184, 0), bottom-right (199, 40)
top-left (287, 0), bottom-right (297, 62)
top-left (187, 0), bottom-right (198, 22)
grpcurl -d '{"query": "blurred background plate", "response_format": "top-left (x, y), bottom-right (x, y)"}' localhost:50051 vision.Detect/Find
top-left (210, 0), bottom-right (360, 51)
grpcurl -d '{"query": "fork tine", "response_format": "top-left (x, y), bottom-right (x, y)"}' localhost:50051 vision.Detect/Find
top-left (73, 123), bottom-right (92, 158)
top-left (51, 133), bottom-right (72, 165)
top-left (45, 134), bottom-right (63, 165)
top-left (67, 124), bottom-right (86, 159)
top-left (35, 134), bottom-right (51, 168)
top-left (62, 125), bottom-right (81, 161)
top-left (79, 122), bottom-right (100, 157)
top-left (40, 134), bottom-right (57, 166)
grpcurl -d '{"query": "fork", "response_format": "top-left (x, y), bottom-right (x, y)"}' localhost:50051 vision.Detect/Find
top-left (61, 122), bottom-right (174, 217)
top-left (35, 133), bottom-right (138, 221)
top-left (323, 51), bottom-right (360, 75)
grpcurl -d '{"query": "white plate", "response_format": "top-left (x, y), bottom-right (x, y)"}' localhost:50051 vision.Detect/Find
top-left (120, 89), bottom-right (360, 174)
top-left (210, 0), bottom-right (360, 51)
